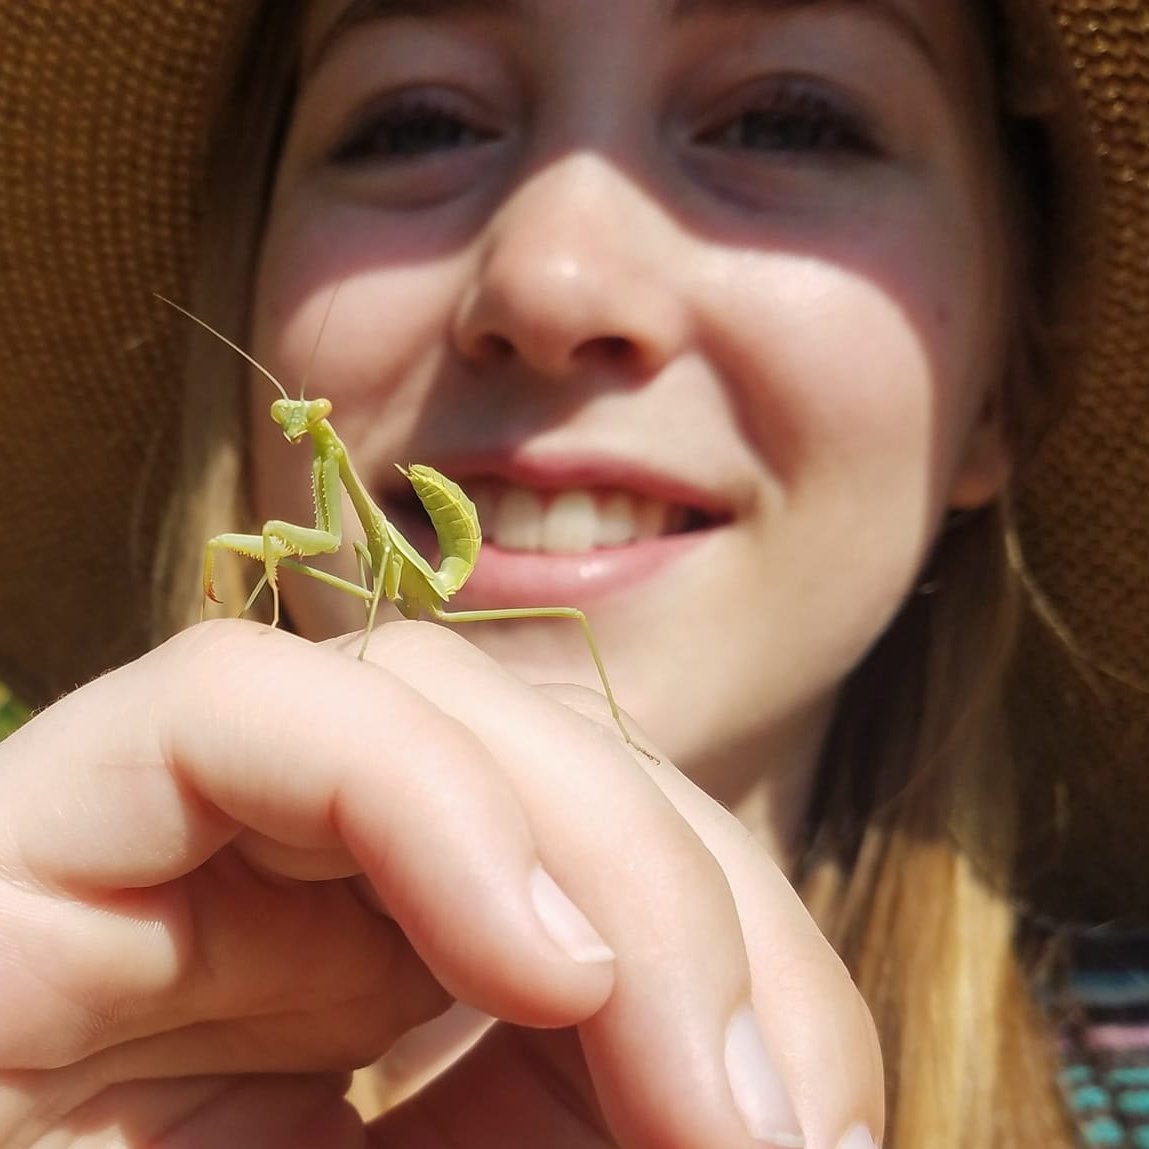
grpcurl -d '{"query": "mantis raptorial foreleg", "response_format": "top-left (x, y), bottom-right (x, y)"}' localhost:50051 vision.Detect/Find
top-left (160, 295), bottom-right (655, 760)
top-left (202, 450), bottom-right (345, 626)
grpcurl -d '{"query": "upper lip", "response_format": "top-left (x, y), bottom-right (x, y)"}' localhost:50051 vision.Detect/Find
top-left (380, 450), bottom-right (736, 519)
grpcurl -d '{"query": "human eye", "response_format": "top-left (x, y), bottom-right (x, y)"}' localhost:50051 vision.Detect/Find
top-left (328, 89), bottom-right (498, 166)
top-left (696, 77), bottom-right (881, 161)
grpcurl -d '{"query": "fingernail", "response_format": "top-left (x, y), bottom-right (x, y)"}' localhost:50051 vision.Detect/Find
top-left (530, 867), bottom-right (615, 963)
top-left (838, 1126), bottom-right (879, 1149)
top-left (725, 1006), bottom-right (805, 1147)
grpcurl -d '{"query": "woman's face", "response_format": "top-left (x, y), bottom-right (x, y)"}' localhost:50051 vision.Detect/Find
top-left (251, 0), bottom-right (1010, 825)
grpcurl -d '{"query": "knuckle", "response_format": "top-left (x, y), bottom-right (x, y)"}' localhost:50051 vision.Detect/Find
top-left (362, 618), bottom-right (487, 676)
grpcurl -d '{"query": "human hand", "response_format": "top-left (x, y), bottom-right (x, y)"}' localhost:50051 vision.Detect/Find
top-left (0, 619), bottom-right (882, 1148)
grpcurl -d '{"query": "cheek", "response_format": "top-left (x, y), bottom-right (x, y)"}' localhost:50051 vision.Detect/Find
top-left (714, 256), bottom-right (989, 519)
top-left (691, 253), bottom-right (999, 704)
top-left (253, 192), bottom-right (457, 376)
top-left (250, 203), bottom-right (465, 455)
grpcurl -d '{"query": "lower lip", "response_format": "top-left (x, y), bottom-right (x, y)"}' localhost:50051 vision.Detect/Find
top-left (387, 510), bottom-right (710, 610)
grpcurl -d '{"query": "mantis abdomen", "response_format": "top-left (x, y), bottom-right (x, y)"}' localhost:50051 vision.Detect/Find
top-left (400, 464), bottom-right (481, 598)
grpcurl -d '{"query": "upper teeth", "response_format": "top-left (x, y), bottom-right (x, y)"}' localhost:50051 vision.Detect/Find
top-left (467, 483), bottom-right (673, 553)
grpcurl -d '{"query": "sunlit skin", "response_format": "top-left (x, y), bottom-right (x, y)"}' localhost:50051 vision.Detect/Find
top-left (250, 0), bottom-right (1011, 867)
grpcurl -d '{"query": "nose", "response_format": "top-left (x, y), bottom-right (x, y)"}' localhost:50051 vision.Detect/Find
top-left (453, 155), bottom-right (686, 381)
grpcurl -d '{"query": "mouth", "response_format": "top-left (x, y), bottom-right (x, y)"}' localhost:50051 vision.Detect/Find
top-left (380, 466), bottom-right (729, 607)
top-left (457, 480), bottom-right (718, 553)
top-left (387, 473), bottom-right (723, 554)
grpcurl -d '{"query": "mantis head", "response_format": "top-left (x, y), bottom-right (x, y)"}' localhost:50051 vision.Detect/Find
top-left (270, 397), bottom-right (333, 442)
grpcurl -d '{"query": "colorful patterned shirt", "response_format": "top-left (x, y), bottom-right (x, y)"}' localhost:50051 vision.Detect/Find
top-left (1055, 929), bottom-right (1149, 1148)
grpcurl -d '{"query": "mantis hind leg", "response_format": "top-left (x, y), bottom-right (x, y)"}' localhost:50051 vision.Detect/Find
top-left (353, 538), bottom-right (392, 660)
top-left (431, 604), bottom-right (657, 762)
top-left (242, 573), bottom-right (271, 616)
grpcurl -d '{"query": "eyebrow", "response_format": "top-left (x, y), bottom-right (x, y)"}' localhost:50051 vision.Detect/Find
top-left (308, 0), bottom-right (509, 68)
top-left (310, 0), bottom-right (938, 79)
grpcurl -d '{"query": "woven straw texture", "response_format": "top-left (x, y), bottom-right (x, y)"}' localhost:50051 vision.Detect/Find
top-left (1006, 0), bottom-right (1149, 921)
top-left (0, 1), bottom-right (234, 702)
top-left (0, 1), bottom-right (1146, 919)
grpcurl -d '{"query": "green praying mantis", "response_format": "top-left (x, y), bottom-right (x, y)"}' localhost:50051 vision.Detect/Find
top-left (159, 296), bottom-right (654, 760)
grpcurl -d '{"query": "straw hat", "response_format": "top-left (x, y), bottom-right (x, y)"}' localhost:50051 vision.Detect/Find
top-left (0, 1), bottom-right (1146, 922)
